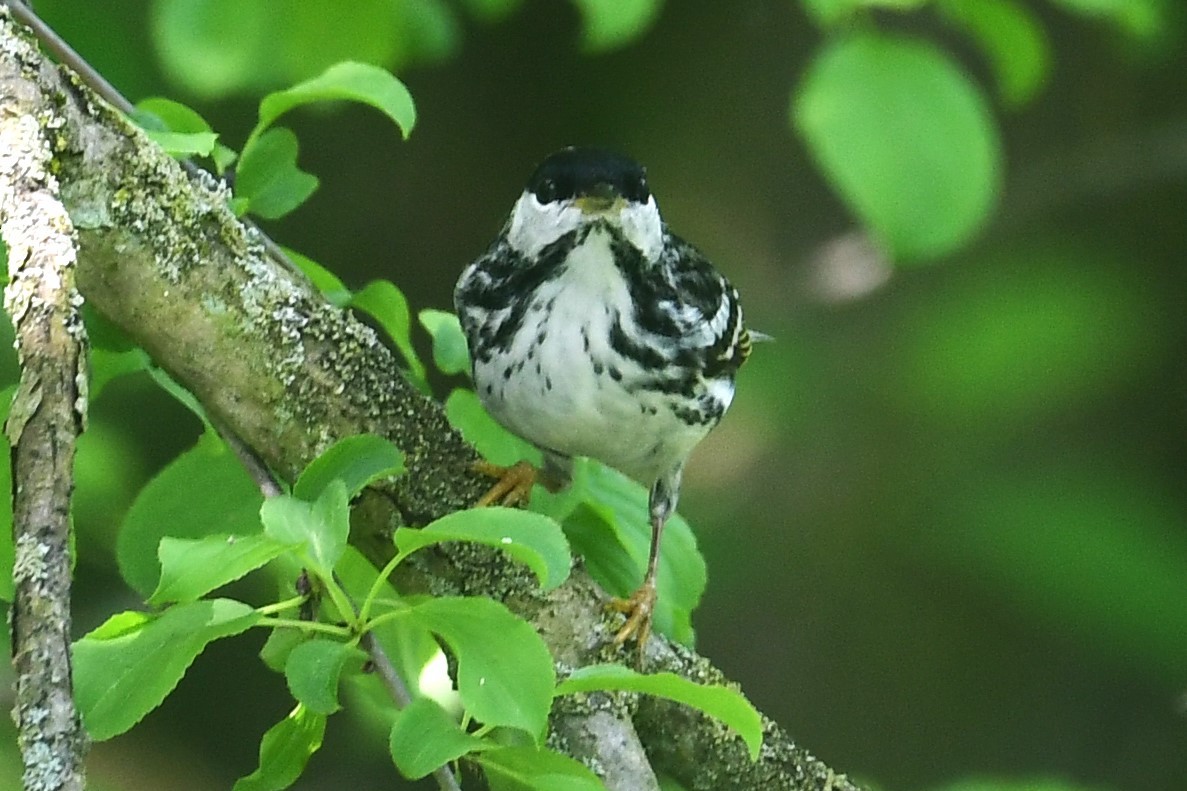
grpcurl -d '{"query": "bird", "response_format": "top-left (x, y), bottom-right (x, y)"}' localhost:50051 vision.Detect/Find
top-left (454, 146), bottom-right (751, 651)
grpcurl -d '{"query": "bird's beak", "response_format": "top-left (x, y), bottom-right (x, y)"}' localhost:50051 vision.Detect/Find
top-left (574, 183), bottom-right (625, 215)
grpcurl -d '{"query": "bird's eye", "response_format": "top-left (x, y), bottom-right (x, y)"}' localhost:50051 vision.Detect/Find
top-left (535, 178), bottom-right (558, 204)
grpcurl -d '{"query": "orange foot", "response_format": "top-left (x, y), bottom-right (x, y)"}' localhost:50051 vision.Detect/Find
top-left (473, 459), bottom-right (539, 508)
top-left (609, 581), bottom-right (657, 650)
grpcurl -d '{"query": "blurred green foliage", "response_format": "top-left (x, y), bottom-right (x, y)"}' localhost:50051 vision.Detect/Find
top-left (1, 1), bottom-right (1185, 790)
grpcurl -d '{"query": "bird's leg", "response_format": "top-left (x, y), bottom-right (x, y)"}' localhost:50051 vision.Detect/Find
top-left (472, 452), bottom-right (572, 508)
top-left (610, 512), bottom-right (665, 650)
top-left (611, 466), bottom-right (681, 654)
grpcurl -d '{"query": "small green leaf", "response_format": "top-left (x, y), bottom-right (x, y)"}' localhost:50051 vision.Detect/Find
top-left (407, 597), bottom-right (555, 738)
top-left (235, 127), bottom-right (319, 220)
top-left (351, 280), bottom-right (428, 386)
top-left (395, 507), bottom-right (571, 591)
top-left (569, 0), bottom-right (663, 52)
top-left (260, 628), bottom-right (307, 674)
top-left (89, 346), bottom-right (150, 401)
top-left (556, 664), bottom-right (763, 760)
top-left (418, 309), bottom-right (470, 375)
top-left (260, 483), bottom-right (350, 574)
top-left (74, 599), bottom-right (260, 740)
top-left (147, 365), bottom-right (209, 423)
top-left (444, 388), bottom-right (540, 468)
top-left (284, 638), bottom-right (365, 715)
top-left (938, 0), bottom-right (1051, 108)
top-left (793, 32), bottom-right (1001, 261)
top-left (252, 61), bottom-right (416, 146)
top-left (282, 247), bottom-right (351, 306)
top-left (477, 746), bottom-right (605, 791)
top-left (118, 429), bottom-right (264, 597)
top-left (232, 704), bottom-right (326, 791)
top-left (135, 97), bottom-right (215, 133)
top-left (143, 129), bottom-right (220, 158)
top-left (150, 533), bottom-right (291, 605)
top-left (389, 697), bottom-right (489, 779)
top-left (293, 434), bottom-right (405, 501)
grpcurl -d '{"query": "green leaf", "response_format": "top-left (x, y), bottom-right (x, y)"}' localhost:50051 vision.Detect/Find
top-left (142, 129), bottom-right (220, 158)
top-left (151, 0), bottom-right (415, 98)
top-left (569, 0), bottom-right (663, 52)
top-left (477, 746), bottom-right (605, 791)
top-left (535, 460), bottom-right (706, 645)
top-left (232, 704), bottom-right (326, 791)
top-left (793, 32), bottom-right (1001, 261)
top-left (252, 60), bottom-right (416, 146)
top-left (444, 388), bottom-right (540, 468)
top-left (284, 638), bottom-right (365, 715)
top-left (407, 597), bottom-right (555, 738)
top-left (74, 599), bottom-right (261, 740)
top-left (235, 127), bottom-right (319, 220)
top-left (282, 247), bottom-right (351, 307)
top-left (147, 365), bottom-right (209, 423)
top-left (89, 346), bottom-right (151, 401)
top-left (149, 533), bottom-right (291, 605)
top-left (418, 309), bottom-right (470, 376)
top-left (351, 280), bottom-right (428, 386)
top-left (260, 483), bottom-right (350, 574)
top-left (118, 429), bottom-right (264, 598)
top-left (293, 434), bottom-right (405, 501)
top-left (556, 664), bottom-right (763, 760)
top-left (938, 0), bottom-right (1051, 108)
top-left (394, 507), bottom-right (571, 592)
top-left (389, 696), bottom-right (489, 780)
top-left (133, 98), bottom-right (223, 159)
top-left (135, 97), bottom-right (215, 133)
top-left (260, 627), bottom-right (307, 674)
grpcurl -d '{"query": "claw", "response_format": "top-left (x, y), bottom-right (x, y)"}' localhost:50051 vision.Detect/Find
top-left (609, 580), bottom-right (656, 651)
top-left (473, 459), bottom-right (539, 508)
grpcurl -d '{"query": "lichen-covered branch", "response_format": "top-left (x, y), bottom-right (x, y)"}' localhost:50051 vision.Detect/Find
top-left (0, 10), bottom-right (861, 790)
top-left (0, 19), bottom-right (89, 791)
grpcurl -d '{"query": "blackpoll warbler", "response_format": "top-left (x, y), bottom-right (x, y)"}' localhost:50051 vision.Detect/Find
top-left (454, 147), bottom-right (751, 650)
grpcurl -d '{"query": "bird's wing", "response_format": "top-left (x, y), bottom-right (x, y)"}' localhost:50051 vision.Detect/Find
top-left (641, 232), bottom-right (750, 379)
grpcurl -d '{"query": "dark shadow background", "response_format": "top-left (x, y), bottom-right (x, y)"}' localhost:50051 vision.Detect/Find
top-left (2, 2), bottom-right (1185, 789)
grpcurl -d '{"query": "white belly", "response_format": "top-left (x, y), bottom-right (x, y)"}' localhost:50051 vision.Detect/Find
top-left (471, 231), bottom-right (725, 483)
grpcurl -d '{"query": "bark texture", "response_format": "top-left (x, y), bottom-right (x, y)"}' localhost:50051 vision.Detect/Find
top-left (0, 11), bottom-right (862, 790)
top-left (0, 14), bottom-right (89, 790)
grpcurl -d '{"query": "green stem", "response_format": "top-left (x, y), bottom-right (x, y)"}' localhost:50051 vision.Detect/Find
top-left (359, 602), bottom-right (412, 634)
top-left (257, 617), bottom-right (352, 638)
top-left (357, 550), bottom-right (409, 624)
top-left (256, 594), bottom-right (308, 617)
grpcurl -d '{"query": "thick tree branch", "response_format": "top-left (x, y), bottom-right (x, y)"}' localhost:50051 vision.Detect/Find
top-left (0, 17), bottom-right (89, 790)
top-left (0, 11), bottom-right (861, 790)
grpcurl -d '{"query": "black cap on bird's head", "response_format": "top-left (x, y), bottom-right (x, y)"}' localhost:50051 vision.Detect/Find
top-left (527, 147), bottom-right (651, 211)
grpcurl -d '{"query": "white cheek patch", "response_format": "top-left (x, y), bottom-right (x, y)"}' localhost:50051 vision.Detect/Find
top-left (507, 192), bottom-right (585, 258)
top-left (617, 196), bottom-right (664, 262)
